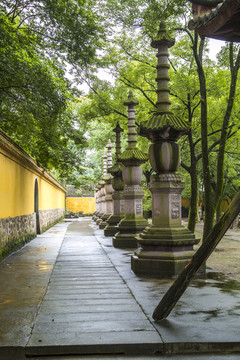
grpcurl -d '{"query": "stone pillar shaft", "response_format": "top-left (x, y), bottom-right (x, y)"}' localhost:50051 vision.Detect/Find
top-left (156, 43), bottom-right (171, 113)
top-left (127, 105), bottom-right (137, 149)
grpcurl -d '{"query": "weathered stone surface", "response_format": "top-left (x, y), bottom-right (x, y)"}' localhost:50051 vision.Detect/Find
top-left (26, 219), bottom-right (162, 357)
top-left (1, 218), bottom-right (240, 359)
top-left (0, 208), bottom-right (64, 260)
top-left (0, 213), bottom-right (36, 260)
top-left (132, 175), bottom-right (199, 277)
top-left (132, 24), bottom-right (197, 277)
top-left (39, 208), bottom-right (65, 233)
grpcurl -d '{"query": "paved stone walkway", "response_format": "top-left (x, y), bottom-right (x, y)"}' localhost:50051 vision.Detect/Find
top-left (0, 218), bottom-right (240, 360)
top-left (27, 220), bottom-right (162, 356)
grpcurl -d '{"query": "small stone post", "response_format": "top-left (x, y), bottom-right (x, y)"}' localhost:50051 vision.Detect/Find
top-left (131, 22), bottom-right (199, 277)
top-left (104, 123), bottom-right (125, 236)
top-left (113, 90), bottom-right (149, 248)
top-left (99, 141), bottom-right (114, 229)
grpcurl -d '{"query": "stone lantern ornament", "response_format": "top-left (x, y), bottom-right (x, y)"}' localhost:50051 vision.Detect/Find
top-left (131, 22), bottom-right (199, 277)
top-left (113, 90), bottom-right (149, 248)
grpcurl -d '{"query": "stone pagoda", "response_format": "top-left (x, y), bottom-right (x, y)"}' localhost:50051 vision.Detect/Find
top-left (113, 90), bottom-right (149, 248)
top-left (96, 153), bottom-right (107, 226)
top-left (104, 123), bottom-right (125, 237)
top-left (131, 22), bottom-right (199, 277)
top-left (92, 186), bottom-right (100, 221)
top-left (99, 141), bottom-right (114, 229)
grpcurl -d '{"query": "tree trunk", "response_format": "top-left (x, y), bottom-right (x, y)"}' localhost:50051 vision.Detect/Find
top-left (187, 132), bottom-right (198, 233)
top-left (214, 44), bottom-right (240, 217)
top-left (193, 32), bottom-right (214, 240)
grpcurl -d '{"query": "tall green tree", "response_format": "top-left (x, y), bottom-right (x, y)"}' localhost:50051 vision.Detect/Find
top-left (0, 0), bottom-right (104, 178)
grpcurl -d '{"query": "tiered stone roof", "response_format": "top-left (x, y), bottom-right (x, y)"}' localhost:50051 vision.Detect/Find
top-left (139, 113), bottom-right (191, 142)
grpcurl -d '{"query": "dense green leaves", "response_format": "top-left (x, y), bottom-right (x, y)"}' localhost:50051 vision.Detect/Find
top-left (0, 0), bottom-right (104, 181)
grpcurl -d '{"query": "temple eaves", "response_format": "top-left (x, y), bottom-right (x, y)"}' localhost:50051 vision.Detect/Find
top-left (188, 0), bottom-right (240, 42)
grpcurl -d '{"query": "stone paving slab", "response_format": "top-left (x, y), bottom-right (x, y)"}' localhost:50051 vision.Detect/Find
top-left (32, 319), bottom-right (154, 333)
top-left (97, 225), bottom-right (240, 354)
top-left (35, 311), bottom-right (148, 323)
top-left (1, 218), bottom-right (240, 360)
top-left (26, 219), bottom-right (163, 357)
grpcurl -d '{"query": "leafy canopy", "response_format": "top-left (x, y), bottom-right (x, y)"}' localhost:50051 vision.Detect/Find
top-left (0, 0), bottom-right (104, 180)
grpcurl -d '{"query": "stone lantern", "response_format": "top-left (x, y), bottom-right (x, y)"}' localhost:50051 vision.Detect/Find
top-left (113, 90), bottom-right (149, 248)
top-left (104, 123), bottom-right (125, 236)
top-left (99, 141), bottom-right (114, 230)
top-left (131, 22), bottom-right (199, 277)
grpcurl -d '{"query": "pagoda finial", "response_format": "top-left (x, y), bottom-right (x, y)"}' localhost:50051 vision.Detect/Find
top-left (124, 89), bottom-right (139, 107)
top-left (151, 21), bottom-right (175, 49)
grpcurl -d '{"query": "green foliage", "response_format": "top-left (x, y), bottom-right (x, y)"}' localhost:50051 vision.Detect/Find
top-left (1, 0), bottom-right (103, 65)
top-left (0, 1), bottom-right (104, 181)
top-left (142, 188), bottom-right (152, 212)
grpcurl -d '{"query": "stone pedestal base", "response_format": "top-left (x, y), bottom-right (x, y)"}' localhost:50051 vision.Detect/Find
top-left (131, 173), bottom-right (199, 277)
top-left (92, 211), bottom-right (99, 222)
top-left (104, 214), bottom-right (123, 236)
top-left (131, 252), bottom-right (193, 277)
top-left (131, 225), bottom-right (198, 277)
top-left (113, 217), bottom-right (148, 248)
top-left (99, 213), bottom-right (111, 229)
top-left (104, 191), bottom-right (123, 236)
top-left (96, 215), bottom-right (103, 226)
top-left (112, 185), bottom-right (148, 248)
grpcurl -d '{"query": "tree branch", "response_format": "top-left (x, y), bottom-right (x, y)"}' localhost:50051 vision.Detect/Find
top-left (119, 76), bottom-right (156, 108)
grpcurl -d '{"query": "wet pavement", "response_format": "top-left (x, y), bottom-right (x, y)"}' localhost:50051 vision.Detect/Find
top-left (0, 218), bottom-right (240, 359)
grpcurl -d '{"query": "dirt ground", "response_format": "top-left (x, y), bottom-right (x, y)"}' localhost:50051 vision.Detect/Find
top-left (194, 225), bottom-right (240, 281)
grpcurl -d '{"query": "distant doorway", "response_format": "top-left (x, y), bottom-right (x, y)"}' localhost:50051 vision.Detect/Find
top-left (34, 178), bottom-right (40, 234)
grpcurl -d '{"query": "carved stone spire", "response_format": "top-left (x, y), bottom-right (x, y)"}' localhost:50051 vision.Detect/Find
top-left (124, 89), bottom-right (138, 149)
top-left (106, 140), bottom-right (113, 169)
top-left (118, 90), bottom-right (148, 166)
top-left (139, 22), bottom-right (190, 142)
top-left (102, 153), bottom-right (108, 177)
top-left (151, 22), bottom-right (174, 114)
top-left (113, 123), bottom-right (123, 162)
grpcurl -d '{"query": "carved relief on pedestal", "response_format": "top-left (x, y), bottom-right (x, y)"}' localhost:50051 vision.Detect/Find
top-left (170, 194), bottom-right (181, 220)
top-left (135, 199), bottom-right (142, 216)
